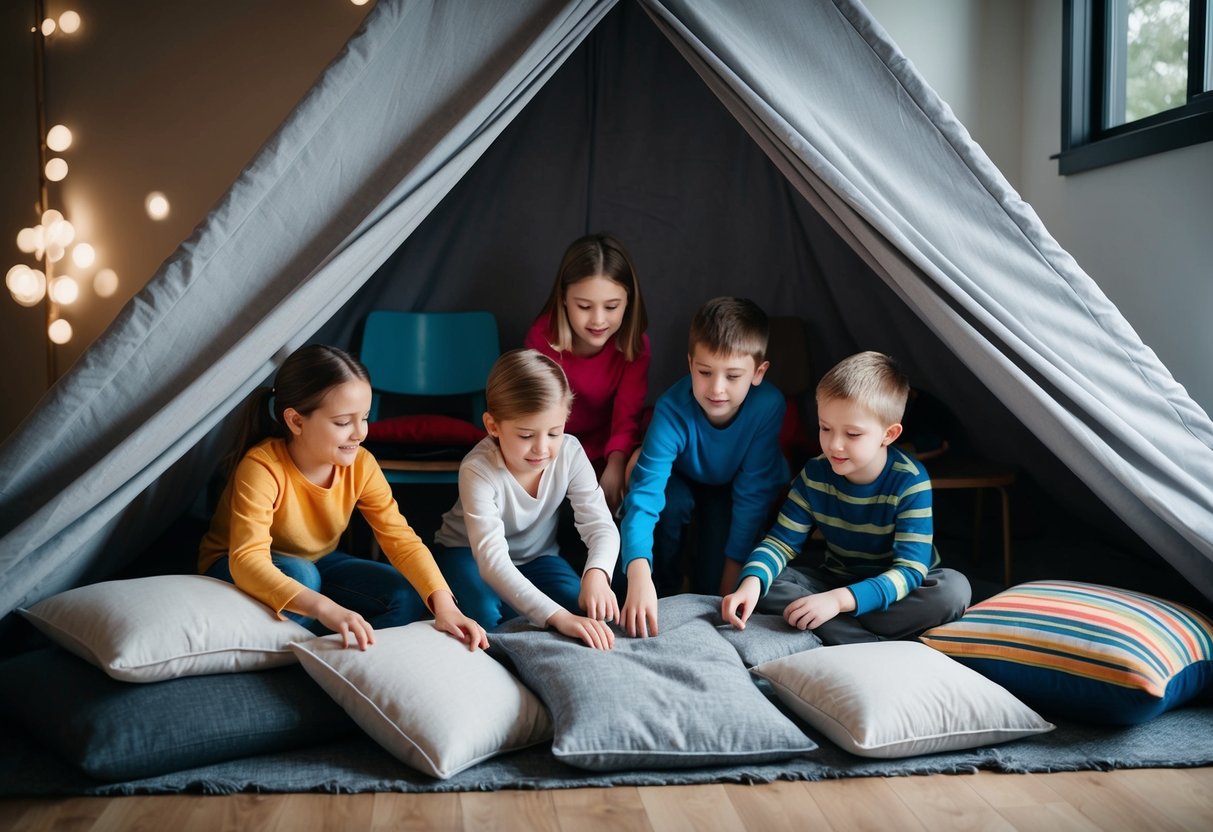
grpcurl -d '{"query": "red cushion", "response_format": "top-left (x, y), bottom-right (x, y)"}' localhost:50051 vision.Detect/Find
top-left (367, 414), bottom-right (486, 446)
top-left (779, 399), bottom-right (820, 468)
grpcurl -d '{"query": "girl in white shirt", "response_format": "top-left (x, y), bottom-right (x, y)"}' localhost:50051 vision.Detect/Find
top-left (435, 349), bottom-right (619, 649)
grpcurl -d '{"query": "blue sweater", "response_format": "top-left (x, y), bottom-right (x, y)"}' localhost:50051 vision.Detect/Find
top-left (739, 448), bottom-right (939, 616)
top-left (620, 375), bottom-right (787, 567)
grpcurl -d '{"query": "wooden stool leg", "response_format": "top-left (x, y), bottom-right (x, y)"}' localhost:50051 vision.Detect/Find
top-left (999, 486), bottom-right (1012, 586)
top-left (972, 489), bottom-right (984, 561)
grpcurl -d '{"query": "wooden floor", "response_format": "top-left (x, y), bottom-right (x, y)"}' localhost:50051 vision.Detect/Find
top-left (3, 768), bottom-right (1212, 831)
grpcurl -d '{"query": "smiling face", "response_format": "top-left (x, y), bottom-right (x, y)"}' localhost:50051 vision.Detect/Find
top-left (283, 379), bottom-right (372, 485)
top-left (564, 274), bottom-right (628, 357)
top-left (688, 344), bottom-right (768, 428)
top-left (484, 403), bottom-right (569, 491)
top-left (816, 396), bottom-right (903, 485)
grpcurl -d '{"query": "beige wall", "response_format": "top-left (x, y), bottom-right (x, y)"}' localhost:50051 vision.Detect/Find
top-left (0, 0), bottom-right (370, 441)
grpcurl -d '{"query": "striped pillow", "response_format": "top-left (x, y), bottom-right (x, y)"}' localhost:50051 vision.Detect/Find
top-left (919, 580), bottom-right (1213, 725)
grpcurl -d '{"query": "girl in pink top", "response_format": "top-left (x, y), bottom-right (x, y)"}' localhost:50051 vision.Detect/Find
top-left (525, 233), bottom-right (649, 511)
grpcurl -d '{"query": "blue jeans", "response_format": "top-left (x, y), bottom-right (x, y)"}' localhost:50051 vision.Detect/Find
top-left (650, 472), bottom-right (733, 596)
top-left (437, 546), bottom-right (583, 631)
top-left (205, 551), bottom-right (430, 632)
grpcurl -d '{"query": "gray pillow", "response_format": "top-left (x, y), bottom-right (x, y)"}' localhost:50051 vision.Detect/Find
top-left (663, 594), bottom-right (824, 667)
top-left (0, 647), bottom-right (356, 781)
top-left (489, 597), bottom-right (817, 771)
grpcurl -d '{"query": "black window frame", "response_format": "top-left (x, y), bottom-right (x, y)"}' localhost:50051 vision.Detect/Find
top-left (1059, 0), bottom-right (1213, 175)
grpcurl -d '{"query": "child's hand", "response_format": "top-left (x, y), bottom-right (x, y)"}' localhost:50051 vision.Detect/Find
top-left (549, 610), bottom-right (615, 650)
top-left (783, 588), bottom-right (855, 631)
top-left (721, 576), bottom-right (762, 630)
top-left (620, 559), bottom-right (659, 638)
top-left (429, 590), bottom-right (489, 651)
top-left (291, 590), bottom-right (374, 650)
top-left (599, 453), bottom-right (628, 513)
top-left (579, 567), bottom-right (619, 623)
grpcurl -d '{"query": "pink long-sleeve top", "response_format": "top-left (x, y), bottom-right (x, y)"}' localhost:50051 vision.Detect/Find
top-left (524, 315), bottom-right (650, 466)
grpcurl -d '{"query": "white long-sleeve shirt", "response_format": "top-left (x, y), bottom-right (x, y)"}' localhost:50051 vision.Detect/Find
top-left (434, 434), bottom-right (619, 625)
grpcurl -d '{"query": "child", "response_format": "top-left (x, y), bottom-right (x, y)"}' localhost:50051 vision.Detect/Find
top-left (525, 232), bottom-right (649, 512)
top-left (433, 349), bottom-right (620, 650)
top-left (721, 351), bottom-right (971, 645)
top-left (198, 345), bottom-right (488, 652)
top-left (619, 297), bottom-right (788, 638)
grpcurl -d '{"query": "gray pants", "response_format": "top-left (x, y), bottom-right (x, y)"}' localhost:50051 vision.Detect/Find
top-left (756, 565), bottom-right (971, 645)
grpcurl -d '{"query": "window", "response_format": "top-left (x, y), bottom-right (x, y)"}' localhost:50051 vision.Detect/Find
top-left (1060, 0), bottom-right (1213, 174)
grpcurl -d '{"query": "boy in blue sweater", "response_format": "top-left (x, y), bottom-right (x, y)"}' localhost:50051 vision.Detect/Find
top-left (722, 351), bottom-right (970, 645)
top-left (620, 297), bottom-right (788, 639)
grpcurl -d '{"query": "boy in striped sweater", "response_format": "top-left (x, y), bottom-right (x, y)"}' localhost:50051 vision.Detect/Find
top-left (721, 351), bottom-right (970, 645)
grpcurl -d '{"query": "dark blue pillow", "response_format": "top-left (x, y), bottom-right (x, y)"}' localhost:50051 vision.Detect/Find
top-left (0, 647), bottom-right (357, 781)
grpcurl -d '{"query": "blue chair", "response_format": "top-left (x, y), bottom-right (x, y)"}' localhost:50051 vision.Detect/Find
top-left (359, 309), bottom-right (500, 485)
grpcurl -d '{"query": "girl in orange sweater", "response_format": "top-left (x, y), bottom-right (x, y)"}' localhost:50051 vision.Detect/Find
top-left (199, 344), bottom-right (487, 651)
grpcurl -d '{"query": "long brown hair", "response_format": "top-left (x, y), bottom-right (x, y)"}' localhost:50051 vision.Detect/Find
top-left (537, 232), bottom-right (647, 361)
top-left (224, 344), bottom-right (370, 475)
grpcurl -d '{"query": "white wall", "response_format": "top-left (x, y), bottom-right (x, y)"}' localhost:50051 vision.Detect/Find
top-left (868, 0), bottom-right (1213, 416)
top-left (1020, 0), bottom-right (1213, 415)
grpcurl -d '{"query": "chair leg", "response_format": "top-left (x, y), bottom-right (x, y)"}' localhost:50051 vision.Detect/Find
top-left (999, 486), bottom-right (1012, 586)
top-left (972, 489), bottom-right (984, 562)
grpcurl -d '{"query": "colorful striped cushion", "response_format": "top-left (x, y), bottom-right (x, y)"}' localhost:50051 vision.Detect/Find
top-left (919, 580), bottom-right (1213, 725)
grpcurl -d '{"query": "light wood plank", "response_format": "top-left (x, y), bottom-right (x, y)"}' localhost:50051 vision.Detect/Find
top-left (996, 802), bottom-right (1106, 832)
top-left (807, 777), bottom-right (929, 831)
top-left (7, 796), bottom-right (108, 832)
top-left (550, 786), bottom-right (652, 832)
top-left (371, 792), bottom-right (462, 831)
top-left (724, 780), bottom-right (832, 831)
top-left (268, 792), bottom-right (375, 832)
top-left (1045, 770), bottom-right (1200, 832)
top-left (1107, 767), bottom-right (1213, 831)
top-left (962, 771), bottom-right (1067, 810)
top-left (885, 774), bottom-right (1015, 831)
top-left (638, 784), bottom-right (746, 832)
top-left (460, 790), bottom-right (560, 832)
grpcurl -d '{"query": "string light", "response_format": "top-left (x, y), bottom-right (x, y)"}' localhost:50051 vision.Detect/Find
top-left (6, 8), bottom-right (111, 362)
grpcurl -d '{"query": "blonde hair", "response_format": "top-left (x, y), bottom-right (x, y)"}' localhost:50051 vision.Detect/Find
top-left (688, 297), bottom-right (769, 365)
top-left (538, 232), bottom-right (647, 361)
top-left (485, 349), bottom-right (574, 423)
top-left (816, 351), bottom-right (909, 426)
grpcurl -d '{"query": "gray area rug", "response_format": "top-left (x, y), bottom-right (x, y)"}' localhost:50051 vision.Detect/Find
top-left (4, 705), bottom-right (1211, 796)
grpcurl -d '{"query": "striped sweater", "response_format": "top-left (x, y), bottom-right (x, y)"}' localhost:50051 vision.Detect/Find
top-left (739, 448), bottom-right (939, 616)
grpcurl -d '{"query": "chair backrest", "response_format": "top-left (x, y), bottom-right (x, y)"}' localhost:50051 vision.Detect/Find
top-left (360, 310), bottom-right (500, 420)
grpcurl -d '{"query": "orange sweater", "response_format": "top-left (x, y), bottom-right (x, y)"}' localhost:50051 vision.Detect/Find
top-left (199, 438), bottom-right (448, 617)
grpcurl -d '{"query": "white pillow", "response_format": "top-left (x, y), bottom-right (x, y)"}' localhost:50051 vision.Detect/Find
top-left (18, 575), bottom-right (313, 682)
top-left (290, 623), bottom-right (553, 779)
top-left (751, 641), bottom-right (1054, 758)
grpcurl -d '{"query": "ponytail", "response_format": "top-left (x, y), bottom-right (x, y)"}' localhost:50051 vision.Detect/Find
top-left (221, 344), bottom-right (370, 479)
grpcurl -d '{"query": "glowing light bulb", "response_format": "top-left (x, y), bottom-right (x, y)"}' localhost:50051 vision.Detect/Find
top-left (6, 265), bottom-right (30, 294)
top-left (41, 209), bottom-right (63, 227)
top-left (59, 11), bottom-right (81, 34)
top-left (17, 227), bottom-right (38, 254)
top-left (41, 18), bottom-right (56, 36)
top-left (45, 158), bottom-right (69, 181)
top-left (71, 242), bottom-right (96, 269)
top-left (48, 318), bottom-right (73, 344)
top-left (351, 0), bottom-right (370, 5)
top-left (47, 124), bottom-right (73, 152)
top-left (94, 268), bottom-right (119, 298)
top-left (51, 276), bottom-right (80, 305)
top-left (145, 191), bottom-right (170, 220)
top-left (9, 268), bottom-right (47, 307)
top-left (48, 219), bottom-right (75, 247)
